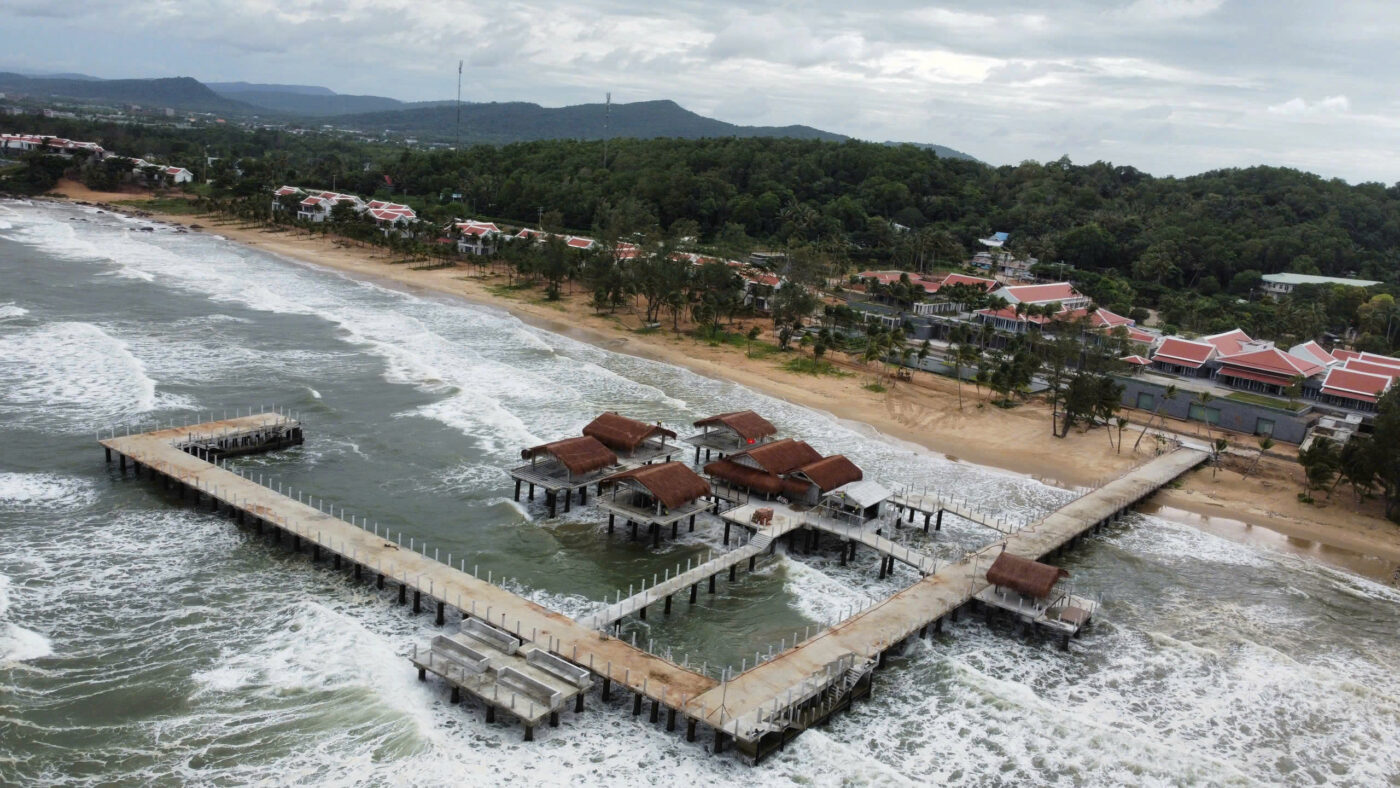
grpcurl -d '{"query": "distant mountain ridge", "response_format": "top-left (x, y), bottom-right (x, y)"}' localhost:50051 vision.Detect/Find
top-left (0, 73), bottom-right (249, 113)
top-left (336, 99), bottom-right (844, 144)
top-left (207, 82), bottom-right (337, 97)
top-left (2, 70), bottom-right (976, 160)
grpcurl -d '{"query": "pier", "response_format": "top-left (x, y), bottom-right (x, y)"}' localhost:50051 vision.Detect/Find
top-left (102, 412), bottom-right (1206, 762)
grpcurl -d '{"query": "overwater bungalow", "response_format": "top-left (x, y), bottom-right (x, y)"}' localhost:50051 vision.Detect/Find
top-left (508, 436), bottom-right (618, 517)
top-left (976, 552), bottom-right (1099, 647)
top-left (582, 412), bottom-right (680, 465)
top-left (782, 455), bottom-right (864, 507)
top-left (703, 438), bottom-right (821, 503)
top-left (596, 461), bottom-right (714, 546)
top-left (683, 410), bottom-right (778, 463)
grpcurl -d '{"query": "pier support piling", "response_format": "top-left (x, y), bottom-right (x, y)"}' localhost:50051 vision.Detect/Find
top-left (632, 693), bottom-right (643, 716)
top-left (435, 601), bottom-right (445, 626)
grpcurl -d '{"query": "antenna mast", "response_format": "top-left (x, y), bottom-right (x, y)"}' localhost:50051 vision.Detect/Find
top-left (455, 60), bottom-right (463, 151)
top-left (603, 91), bottom-right (611, 168)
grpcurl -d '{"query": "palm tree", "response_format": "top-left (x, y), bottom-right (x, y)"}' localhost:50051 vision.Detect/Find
top-left (1133, 384), bottom-right (1178, 452)
top-left (1245, 434), bottom-right (1274, 478)
top-left (1195, 390), bottom-right (1215, 441)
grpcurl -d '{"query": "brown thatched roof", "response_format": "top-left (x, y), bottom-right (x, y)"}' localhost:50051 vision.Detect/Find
top-left (704, 459), bottom-right (785, 495)
top-left (790, 455), bottom-right (863, 492)
top-left (583, 412), bottom-right (678, 452)
top-left (692, 410), bottom-right (778, 442)
top-left (600, 462), bottom-right (710, 509)
top-left (521, 436), bottom-right (617, 475)
top-left (985, 553), bottom-right (1068, 599)
top-left (736, 438), bottom-right (823, 475)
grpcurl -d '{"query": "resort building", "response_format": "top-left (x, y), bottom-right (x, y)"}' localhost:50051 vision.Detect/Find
top-left (1318, 367), bottom-right (1393, 412)
top-left (1260, 273), bottom-right (1381, 297)
top-left (1150, 337), bottom-right (1219, 377)
top-left (976, 282), bottom-right (1092, 333)
top-left (366, 200), bottom-right (417, 230)
top-left (452, 220), bottom-right (503, 255)
top-left (1213, 346), bottom-right (1325, 396)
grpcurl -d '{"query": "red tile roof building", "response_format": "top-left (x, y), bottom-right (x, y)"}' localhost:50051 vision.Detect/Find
top-left (1319, 367), bottom-right (1393, 409)
top-left (1214, 347), bottom-right (1326, 393)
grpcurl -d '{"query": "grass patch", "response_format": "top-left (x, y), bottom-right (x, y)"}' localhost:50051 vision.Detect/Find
top-left (486, 281), bottom-right (539, 299)
top-left (1224, 391), bottom-right (1306, 412)
top-left (116, 197), bottom-right (201, 214)
top-left (782, 357), bottom-right (849, 376)
top-left (862, 381), bottom-right (887, 393)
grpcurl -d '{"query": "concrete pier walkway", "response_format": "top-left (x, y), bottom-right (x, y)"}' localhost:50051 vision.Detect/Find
top-left (103, 414), bottom-right (1205, 760)
top-left (686, 446), bottom-right (1208, 756)
top-left (101, 415), bottom-right (717, 734)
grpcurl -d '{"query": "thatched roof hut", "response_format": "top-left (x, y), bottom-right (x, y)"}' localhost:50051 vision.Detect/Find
top-left (704, 459), bottom-right (786, 495)
top-left (520, 436), bottom-right (617, 476)
top-left (583, 412), bottom-right (677, 453)
top-left (734, 438), bottom-right (823, 475)
top-left (985, 553), bottom-right (1068, 599)
top-left (599, 462), bottom-right (711, 510)
top-left (789, 455), bottom-right (863, 492)
top-left (692, 411), bottom-right (778, 443)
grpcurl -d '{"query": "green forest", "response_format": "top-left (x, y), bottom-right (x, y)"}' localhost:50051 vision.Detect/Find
top-left (8, 116), bottom-right (1400, 350)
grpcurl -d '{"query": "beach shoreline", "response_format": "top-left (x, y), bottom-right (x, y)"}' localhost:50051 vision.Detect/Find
top-left (43, 187), bottom-right (1400, 578)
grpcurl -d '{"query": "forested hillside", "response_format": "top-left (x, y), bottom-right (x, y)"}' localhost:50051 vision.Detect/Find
top-left (10, 118), bottom-right (1400, 345)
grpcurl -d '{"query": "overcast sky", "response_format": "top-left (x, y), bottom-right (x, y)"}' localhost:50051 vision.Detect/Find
top-left (5, 0), bottom-right (1397, 182)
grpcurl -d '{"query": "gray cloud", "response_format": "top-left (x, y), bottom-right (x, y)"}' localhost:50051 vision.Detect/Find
top-left (1, 0), bottom-right (1396, 182)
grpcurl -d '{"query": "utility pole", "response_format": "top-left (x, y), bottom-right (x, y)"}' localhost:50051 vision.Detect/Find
top-left (455, 59), bottom-right (464, 151)
top-left (602, 91), bottom-right (611, 168)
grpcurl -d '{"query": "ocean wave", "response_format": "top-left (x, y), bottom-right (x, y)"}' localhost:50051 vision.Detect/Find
top-left (0, 472), bottom-right (98, 512)
top-left (0, 321), bottom-right (165, 429)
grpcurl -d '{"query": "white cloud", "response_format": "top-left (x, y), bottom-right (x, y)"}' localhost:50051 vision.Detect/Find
top-left (1266, 95), bottom-right (1350, 116)
top-left (1113, 0), bottom-right (1225, 23)
top-left (2, 1), bottom-right (1400, 181)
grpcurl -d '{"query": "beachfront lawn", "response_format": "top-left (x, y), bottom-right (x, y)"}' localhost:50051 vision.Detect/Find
top-left (782, 357), bottom-right (849, 376)
top-left (1225, 391), bottom-right (1307, 412)
top-left (116, 197), bottom-right (201, 214)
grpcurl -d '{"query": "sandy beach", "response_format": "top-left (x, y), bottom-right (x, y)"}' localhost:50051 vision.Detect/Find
top-left (51, 184), bottom-right (1400, 576)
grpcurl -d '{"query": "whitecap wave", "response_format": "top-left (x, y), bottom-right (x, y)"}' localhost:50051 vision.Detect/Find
top-left (0, 322), bottom-right (166, 429)
top-left (0, 472), bottom-right (97, 511)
